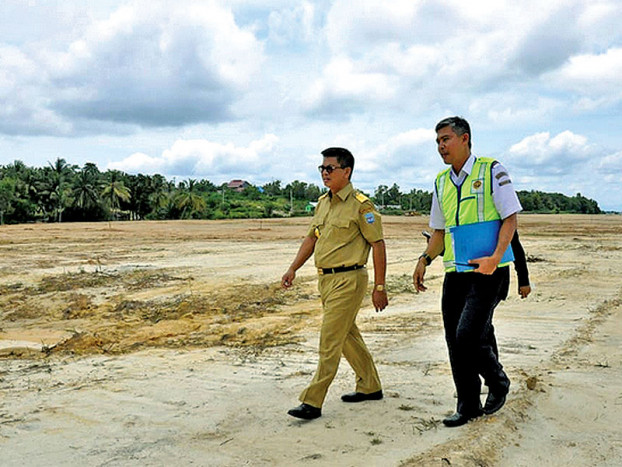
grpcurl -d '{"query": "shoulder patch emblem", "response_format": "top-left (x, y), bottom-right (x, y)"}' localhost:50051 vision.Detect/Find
top-left (364, 212), bottom-right (375, 224)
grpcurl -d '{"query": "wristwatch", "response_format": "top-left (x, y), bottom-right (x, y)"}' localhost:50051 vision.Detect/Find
top-left (419, 253), bottom-right (432, 266)
top-left (374, 284), bottom-right (385, 292)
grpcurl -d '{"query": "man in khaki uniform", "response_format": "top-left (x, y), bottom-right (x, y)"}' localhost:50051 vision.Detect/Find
top-left (282, 147), bottom-right (388, 420)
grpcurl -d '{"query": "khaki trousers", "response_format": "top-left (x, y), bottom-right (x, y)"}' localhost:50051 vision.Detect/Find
top-left (299, 268), bottom-right (382, 408)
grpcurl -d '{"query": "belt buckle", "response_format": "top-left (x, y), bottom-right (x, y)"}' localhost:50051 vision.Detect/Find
top-left (318, 268), bottom-right (324, 275)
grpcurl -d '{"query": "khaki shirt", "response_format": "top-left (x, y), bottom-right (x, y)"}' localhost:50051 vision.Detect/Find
top-left (307, 183), bottom-right (383, 268)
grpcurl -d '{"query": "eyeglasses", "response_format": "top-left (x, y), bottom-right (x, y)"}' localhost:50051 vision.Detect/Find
top-left (318, 164), bottom-right (345, 174)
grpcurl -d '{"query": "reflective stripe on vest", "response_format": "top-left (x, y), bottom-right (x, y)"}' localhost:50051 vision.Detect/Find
top-left (435, 157), bottom-right (511, 272)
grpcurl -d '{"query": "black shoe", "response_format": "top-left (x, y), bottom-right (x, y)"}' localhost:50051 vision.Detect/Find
top-left (287, 403), bottom-right (321, 420)
top-left (341, 390), bottom-right (383, 403)
top-left (483, 391), bottom-right (507, 415)
top-left (442, 411), bottom-right (482, 427)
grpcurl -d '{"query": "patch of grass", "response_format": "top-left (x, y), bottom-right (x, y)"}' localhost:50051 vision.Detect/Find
top-left (38, 271), bottom-right (119, 293)
top-left (526, 254), bottom-right (546, 263)
top-left (412, 417), bottom-right (439, 434)
top-left (122, 270), bottom-right (187, 290)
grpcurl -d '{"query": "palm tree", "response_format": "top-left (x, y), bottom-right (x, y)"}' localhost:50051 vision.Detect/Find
top-left (7, 164), bottom-right (41, 222)
top-left (49, 183), bottom-right (72, 223)
top-left (175, 179), bottom-right (206, 218)
top-left (0, 177), bottom-right (16, 225)
top-left (101, 171), bottom-right (131, 220)
top-left (148, 175), bottom-right (172, 218)
top-left (72, 164), bottom-right (101, 213)
top-left (45, 157), bottom-right (75, 222)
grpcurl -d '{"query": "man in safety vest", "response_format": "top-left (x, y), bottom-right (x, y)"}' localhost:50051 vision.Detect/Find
top-left (413, 116), bottom-right (522, 427)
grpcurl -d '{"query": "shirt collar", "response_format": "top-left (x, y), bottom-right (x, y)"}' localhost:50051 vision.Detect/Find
top-left (331, 182), bottom-right (353, 201)
top-left (452, 153), bottom-right (476, 178)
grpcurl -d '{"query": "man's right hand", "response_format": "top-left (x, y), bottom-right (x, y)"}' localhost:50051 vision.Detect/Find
top-left (413, 259), bottom-right (427, 293)
top-left (281, 268), bottom-right (295, 288)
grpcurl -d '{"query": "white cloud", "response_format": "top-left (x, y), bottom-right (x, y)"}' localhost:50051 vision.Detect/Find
top-left (502, 130), bottom-right (622, 210)
top-left (577, 1), bottom-right (622, 48)
top-left (267, 1), bottom-right (315, 45)
top-left (302, 57), bottom-right (397, 114)
top-left (469, 94), bottom-right (562, 125)
top-left (508, 3), bottom-right (583, 75)
top-left (53, 1), bottom-right (263, 125)
top-left (109, 134), bottom-right (278, 178)
top-left (0, 44), bottom-right (72, 135)
top-left (599, 150), bottom-right (622, 176)
top-left (507, 131), bottom-right (596, 174)
top-left (551, 48), bottom-right (622, 105)
top-left (359, 129), bottom-right (434, 170)
top-left (353, 128), bottom-right (439, 191)
top-left (0, 0), bottom-right (264, 134)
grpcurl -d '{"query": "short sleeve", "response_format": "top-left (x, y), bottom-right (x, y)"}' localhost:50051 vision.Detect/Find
top-left (491, 163), bottom-right (522, 219)
top-left (429, 186), bottom-right (446, 230)
top-left (358, 201), bottom-right (383, 243)
top-left (306, 205), bottom-right (321, 237)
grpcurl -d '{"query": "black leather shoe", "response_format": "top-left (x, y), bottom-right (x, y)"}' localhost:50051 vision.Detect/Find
top-left (287, 403), bottom-right (321, 420)
top-left (341, 390), bottom-right (383, 403)
top-left (483, 391), bottom-right (507, 414)
top-left (442, 411), bottom-right (482, 427)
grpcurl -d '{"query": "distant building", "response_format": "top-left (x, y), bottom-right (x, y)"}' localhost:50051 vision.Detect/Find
top-left (227, 180), bottom-right (250, 192)
top-left (305, 201), bottom-right (318, 213)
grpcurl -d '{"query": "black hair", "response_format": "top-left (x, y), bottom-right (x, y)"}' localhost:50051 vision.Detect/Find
top-left (435, 116), bottom-right (472, 149)
top-left (321, 147), bottom-right (354, 179)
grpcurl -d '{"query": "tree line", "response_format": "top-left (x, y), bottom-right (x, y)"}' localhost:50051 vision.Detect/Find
top-left (0, 158), bottom-right (601, 225)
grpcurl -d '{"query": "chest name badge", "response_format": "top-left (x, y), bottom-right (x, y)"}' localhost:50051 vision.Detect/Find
top-left (365, 212), bottom-right (375, 224)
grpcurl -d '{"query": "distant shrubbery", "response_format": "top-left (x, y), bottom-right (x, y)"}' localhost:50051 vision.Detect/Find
top-left (0, 159), bottom-right (601, 224)
top-left (516, 190), bottom-right (601, 214)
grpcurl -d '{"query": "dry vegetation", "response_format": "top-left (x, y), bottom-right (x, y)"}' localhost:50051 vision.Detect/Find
top-left (1, 214), bottom-right (620, 360)
top-left (0, 218), bottom-right (326, 357)
top-left (0, 266), bottom-right (321, 356)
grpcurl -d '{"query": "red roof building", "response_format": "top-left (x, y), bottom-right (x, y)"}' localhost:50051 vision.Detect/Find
top-left (227, 180), bottom-right (250, 192)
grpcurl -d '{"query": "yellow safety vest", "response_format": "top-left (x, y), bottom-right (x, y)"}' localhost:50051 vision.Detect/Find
top-left (435, 157), bottom-right (512, 272)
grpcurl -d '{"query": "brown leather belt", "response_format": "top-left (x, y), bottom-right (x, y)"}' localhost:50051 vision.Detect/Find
top-left (317, 264), bottom-right (365, 275)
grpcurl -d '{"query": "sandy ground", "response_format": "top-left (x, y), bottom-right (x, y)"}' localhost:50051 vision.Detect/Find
top-left (0, 214), bottom-right (621, 466)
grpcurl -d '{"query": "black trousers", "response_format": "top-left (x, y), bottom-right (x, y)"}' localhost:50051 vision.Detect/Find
top-left (442, 267), bottom-right (510, 415)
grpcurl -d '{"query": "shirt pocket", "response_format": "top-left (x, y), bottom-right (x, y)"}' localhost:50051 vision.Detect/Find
top-left (327, 218), bottom-right (353, 243)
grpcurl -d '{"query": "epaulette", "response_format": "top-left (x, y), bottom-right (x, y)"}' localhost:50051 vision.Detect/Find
top-left (354, 192), bottom-right (369, 203)
top-left (318, 192), bottom-right (329, 200)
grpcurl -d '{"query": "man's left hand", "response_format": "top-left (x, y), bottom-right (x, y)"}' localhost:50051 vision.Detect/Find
top-left (519, 285), bottom-right (531, 298)
top-left (372, 289), bottom-right (388, 312)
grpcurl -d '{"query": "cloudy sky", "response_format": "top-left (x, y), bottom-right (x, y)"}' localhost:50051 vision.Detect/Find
top-left (1, 0), bottom-right (621, 211)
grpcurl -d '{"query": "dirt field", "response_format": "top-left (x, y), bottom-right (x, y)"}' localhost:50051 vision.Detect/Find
top-left (1, 214), bottom-right (621, 466)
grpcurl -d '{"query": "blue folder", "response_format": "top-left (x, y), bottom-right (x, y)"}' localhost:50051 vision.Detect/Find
top-left (449, 220), bottom-right (514, 272)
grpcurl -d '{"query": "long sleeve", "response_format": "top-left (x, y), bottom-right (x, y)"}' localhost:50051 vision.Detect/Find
top-left (511, 231), bottom-right (530, 287)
